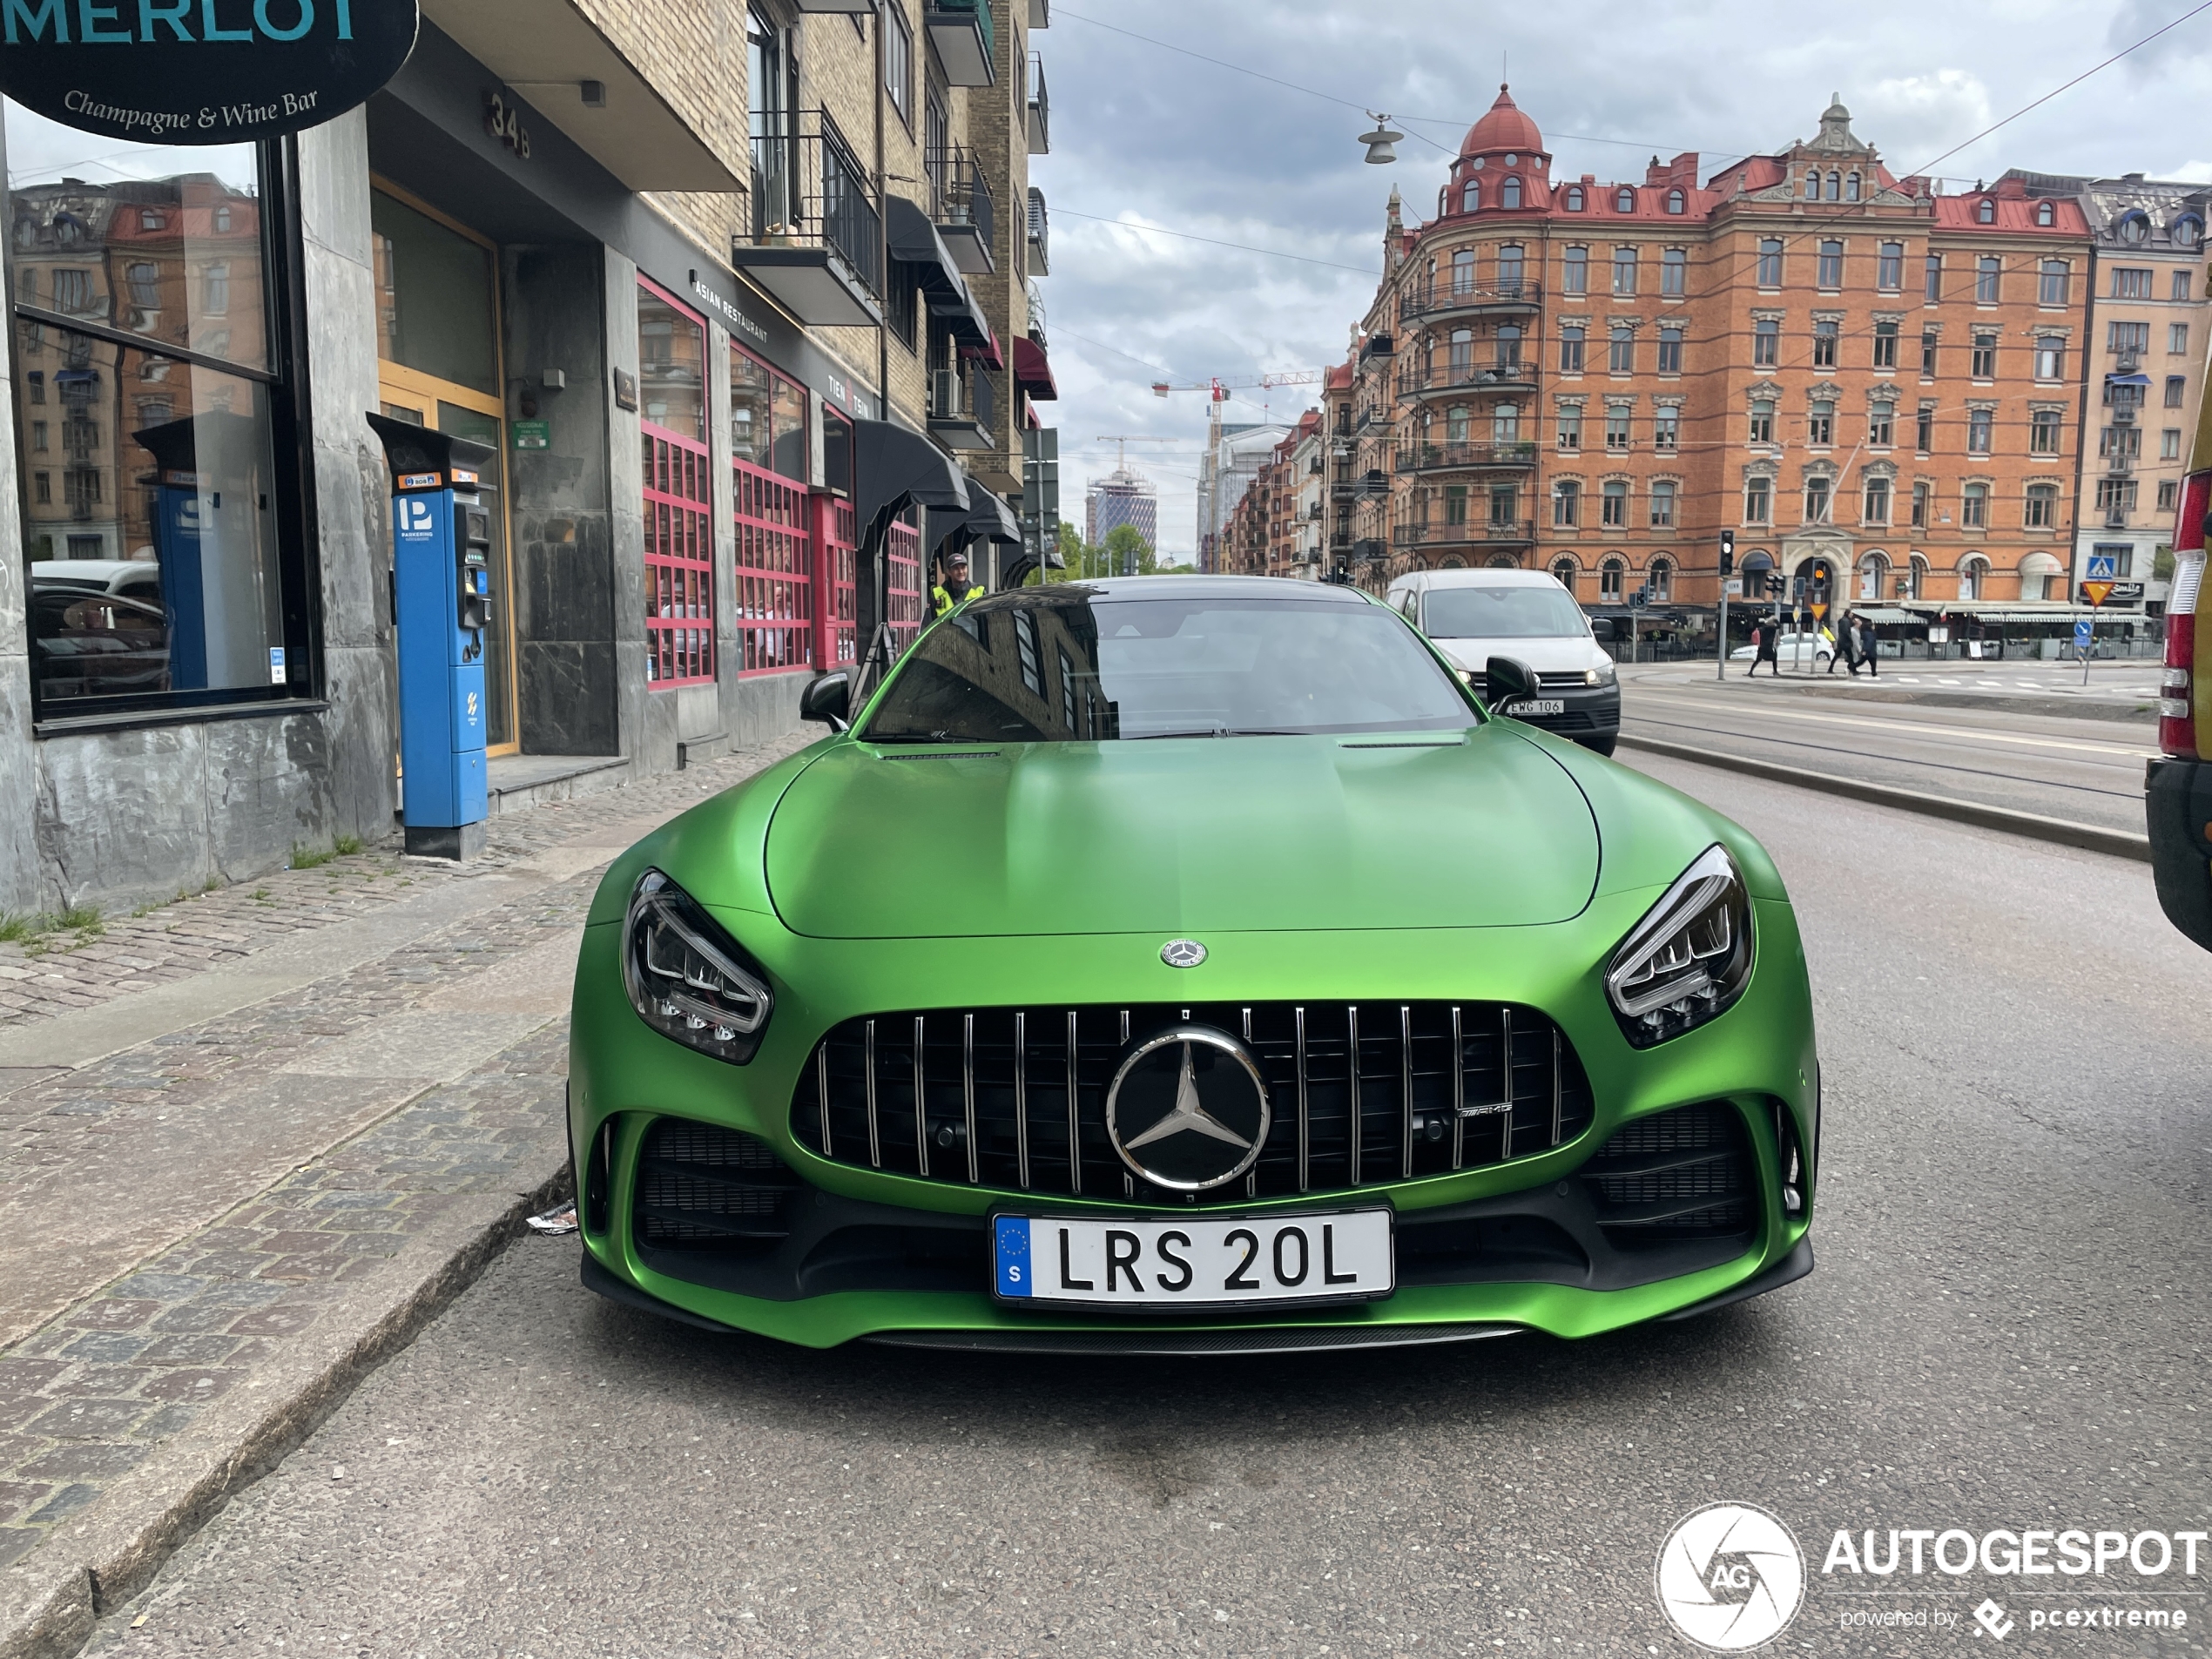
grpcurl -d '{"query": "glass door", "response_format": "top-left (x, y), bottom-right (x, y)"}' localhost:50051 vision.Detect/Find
top-left (370, 182), bottom-right (519, 754)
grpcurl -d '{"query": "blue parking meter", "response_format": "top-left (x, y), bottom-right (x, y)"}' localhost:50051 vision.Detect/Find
top-left (368, 415), bottom-right (496, 860)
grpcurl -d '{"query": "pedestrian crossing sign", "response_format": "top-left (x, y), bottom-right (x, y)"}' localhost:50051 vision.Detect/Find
top-left (2086, 552), bottom-right (2120, 580)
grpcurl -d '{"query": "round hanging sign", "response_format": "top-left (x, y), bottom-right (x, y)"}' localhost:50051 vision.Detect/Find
top-left (0, 0), bottom-right (419, 145)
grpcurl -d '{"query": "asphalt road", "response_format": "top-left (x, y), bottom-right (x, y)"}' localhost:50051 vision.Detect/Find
top-left (1620, 665), bottom-right (2162, 833)
top-left (83, 756), bottom-right (2212, 1658)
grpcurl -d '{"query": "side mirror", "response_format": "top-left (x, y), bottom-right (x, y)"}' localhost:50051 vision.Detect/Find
top-left (1483, 655), bottom-right (1540, 710)
top-left (799, 670), bottom-right (851, 732)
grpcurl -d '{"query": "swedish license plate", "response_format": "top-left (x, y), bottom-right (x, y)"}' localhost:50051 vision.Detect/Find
top-left (1506, 698), bottom-right (1566, 716)
top-left (992, 1210), bottom-right (1393, 1311)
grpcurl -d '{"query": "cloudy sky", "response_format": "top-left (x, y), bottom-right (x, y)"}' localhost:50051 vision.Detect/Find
top-left (1037, 0), bottom-right (2212, 557)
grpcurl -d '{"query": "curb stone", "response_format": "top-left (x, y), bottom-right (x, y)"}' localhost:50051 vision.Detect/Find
top-left (1616, 732), bottom-right (2153, 862)
top-left (0, 1122), bottom-right (570, 1659)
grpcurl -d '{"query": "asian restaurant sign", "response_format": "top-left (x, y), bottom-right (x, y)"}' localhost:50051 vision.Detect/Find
top-left (1, 0), bottom-right (419, 143)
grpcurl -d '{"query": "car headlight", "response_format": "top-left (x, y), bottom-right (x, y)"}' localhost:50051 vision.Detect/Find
top-left (622, 868), bottom-right (774, 1063)
top-left (1604, 845), bottom-right (1753, 1048)
top-left (1585, 659), bottom-right (1616, 686)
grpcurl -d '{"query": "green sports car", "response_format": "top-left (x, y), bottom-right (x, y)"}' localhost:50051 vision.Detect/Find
top-left (568, 577), bottom-right (1817, 1354)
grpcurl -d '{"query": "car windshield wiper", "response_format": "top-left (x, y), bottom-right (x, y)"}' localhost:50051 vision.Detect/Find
top-left (868, 731), bottom-right (1004, 745)
top-left (1125, 726), bottom-right (1309, 739)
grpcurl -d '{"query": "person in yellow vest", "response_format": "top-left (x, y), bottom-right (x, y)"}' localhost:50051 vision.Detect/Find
top-left (932, 550), bottom-right (982, 616)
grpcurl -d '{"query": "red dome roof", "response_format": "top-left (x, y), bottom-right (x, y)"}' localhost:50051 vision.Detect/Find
top-left (1462, 84), bottom-right (1541, 157)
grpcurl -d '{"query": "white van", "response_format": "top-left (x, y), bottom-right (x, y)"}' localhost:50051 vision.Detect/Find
top-left (1385, 568), bottom-right (1620, 755)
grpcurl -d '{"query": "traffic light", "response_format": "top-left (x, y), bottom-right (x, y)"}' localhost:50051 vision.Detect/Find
top-left (1719, 529), bottom-right (1735, 577)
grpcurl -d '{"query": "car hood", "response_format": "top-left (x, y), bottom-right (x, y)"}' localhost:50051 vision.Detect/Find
top-left (763, 725), bottom-right (1599, 940)
top-left (1430, 634), bottom-right (1606, 676)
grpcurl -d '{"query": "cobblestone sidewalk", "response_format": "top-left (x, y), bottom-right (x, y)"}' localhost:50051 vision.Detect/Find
top-left (0, 731), bottom-right (820, 1649)
top-left (0, 733), bottom-right (815, 1029)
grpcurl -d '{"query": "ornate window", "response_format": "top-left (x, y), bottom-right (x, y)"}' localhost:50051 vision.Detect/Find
top-left (1862, 476), bottom-right (1891, 524)
top-left (1564, 185), bottom-right (1585, 212)
top-left (1662, 247), bottom-right (1687, 295)
top-left (1872, 320), bottom-right (1898, 369)
top-left (1817, 239), bottom-right (1844, 288)
top-left (1748, 398), bottom-right (1775, 445)
top-left (1601, 479), bottom-right (1628, 526)
top-left (1553, 482), bottom-right (1581, 526)
top-left (1976, 197), bottom-right (1996, 225)
top-left (1845, 172), bottom-right (1861, 202)
top-left (1650, 480), bottom-right (1676, 527)
top-left (1615, 187), bottom-right (1636, 213)
top-left (1869, 400), bottom-right (1893, 447)
top-left (1600, 556), bottom-right (1624, 597)
top-left (1808, 400), bottom-right (1834, 446)
top-left (1757, 238), bottom-right (1783, 286)
top-left (1497, 244), bottom-right (1525, 293)
top-left (1744, 476), bottom-right (1772, 523)
top-left (1558, 324), bottom-right (1585, 373)
top-left (1561, 246), bottom-right (1588, 294)
top-left (1665, 188), bottom-right (1685, 215)
top-left (1501, 176), bottom-right (1523, 210)
top-left (1657, 325), bottom-right (1683, 374)
top-left (1612, 245), bottom-right (1638, 295)
top-left (1804, 475), bottom-right (1832, 523)
top-left (1753, 317), bottom-right (1779, 367)
top-left (2035, 200), bottom-right (2054, 228)
top-left (1961, 482), bottom-right (1988, 527)
top-left (1878, 242), bottom-right (1903, 289)
top-left (1648, 556), bottom-right (1673, 599)
top-left (2039, 260), bottom-right (2070, 306)
top-left (1551, 553), bottom-right (1579, 586)
top-left (1464, 181), bottom-right (1481, 212)
top-left (2025, 482), bottom-right (2058, 528)
top-left (1813, 319), bottom-right (1839, 368)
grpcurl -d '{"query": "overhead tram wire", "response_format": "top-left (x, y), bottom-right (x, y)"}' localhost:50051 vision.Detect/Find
top-left (1054, 208), bottom-right (1379, 274)
top-left (1052, 5), bottom-right (1746, 158)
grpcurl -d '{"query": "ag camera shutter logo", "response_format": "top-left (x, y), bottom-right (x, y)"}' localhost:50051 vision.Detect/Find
top-left (1655, 1502), bottom-right (1805, 1650)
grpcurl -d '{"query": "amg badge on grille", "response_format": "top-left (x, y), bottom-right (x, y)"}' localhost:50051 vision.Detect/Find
top-left (1105, 1024), bottom-right (1270, 1191)
top-left (1160, 939), bottom-right (1207, 968)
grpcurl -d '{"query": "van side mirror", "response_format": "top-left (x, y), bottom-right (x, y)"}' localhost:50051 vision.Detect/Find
top-left (1483, 655), bottom-right (1540, 709)
top-left (800, 670), bottom-right (851, 732)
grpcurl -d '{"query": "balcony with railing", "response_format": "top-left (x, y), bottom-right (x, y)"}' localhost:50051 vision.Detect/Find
top-left (1398, 360), bottom-right (1538, 399)
top-left (1393, 518), bottom-right (1538, 550)
top-left (1028, 51), bottom-right (1049, 153)
top-left (1399, 280), bottom-right (1543, 324)
top-left (1395, 441), bottom-right (1540, 475)
top-left (929, 361), bottom-right (995, 450)
top-left (738, 110), bottom-right (881, 327)
top-left (926, 143), bottom-right (993, 274)
top-left (1027, 185), bottom-right (1049, 275)
top-left (926, 0), bottom-right (995, 85)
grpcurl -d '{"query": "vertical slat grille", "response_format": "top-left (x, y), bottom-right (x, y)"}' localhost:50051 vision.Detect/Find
top-left (791, 1001), bottom-right (1594, 1206)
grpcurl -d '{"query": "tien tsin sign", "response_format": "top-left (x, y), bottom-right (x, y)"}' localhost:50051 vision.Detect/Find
top-left (0, 0), bottom-right (419, 144)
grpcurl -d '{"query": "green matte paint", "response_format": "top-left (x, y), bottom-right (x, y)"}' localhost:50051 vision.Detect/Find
top-left (570, 711), bottom-right (1820, 1349)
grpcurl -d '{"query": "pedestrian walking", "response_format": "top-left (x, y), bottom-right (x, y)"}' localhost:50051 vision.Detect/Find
top-left (1858, 612), bottom-right (1880, 678)
top-left (1824, 621), bottom-right (1852, 676)
top-left (1747, 618), bottom-right (1780, 677)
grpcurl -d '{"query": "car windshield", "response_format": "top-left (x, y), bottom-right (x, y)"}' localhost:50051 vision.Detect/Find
top-left (1420, 584), bottom-right (1588, 639)
top-left (862, 590), bottom-right (1476, 743)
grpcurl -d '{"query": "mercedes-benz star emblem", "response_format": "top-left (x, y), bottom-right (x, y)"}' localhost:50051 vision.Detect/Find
top-left (1105, 1024), bottom-right (1271, 1191)
top-left (1160, 939), bottom-right (1207, 968)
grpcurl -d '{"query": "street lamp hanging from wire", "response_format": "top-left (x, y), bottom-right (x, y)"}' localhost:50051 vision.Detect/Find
top-left (1358, 112), bottom-right (1404, 165)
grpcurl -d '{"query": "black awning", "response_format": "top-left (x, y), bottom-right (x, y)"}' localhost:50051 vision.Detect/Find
top-left (927, 484), bottom-right (1022, 554)
top-left (885, 196), bottom-right (991, 345)
top-left (856, 417), bottom-right (969, 528)
top-left (967, 487), bottom-right (1022, 543)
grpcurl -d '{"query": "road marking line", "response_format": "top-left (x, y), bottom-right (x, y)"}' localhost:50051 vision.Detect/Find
top-left (1629, 692), bottom-right (2158, 759)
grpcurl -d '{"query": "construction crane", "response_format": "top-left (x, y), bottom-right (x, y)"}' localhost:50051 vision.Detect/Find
top-left (1150, 370), bottom-right (1322, 399)
top-left (1094, 435), bottom-right (1177, 471)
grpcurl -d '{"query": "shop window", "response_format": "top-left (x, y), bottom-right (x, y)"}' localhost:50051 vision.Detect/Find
top-left (371, 192), bottom-right (495, 394)
top-left (640, 278), bottom-right (713, 687)
top-left (732, 341), bottom-right (813, 676)
top-left (9, 100), bottom-right (304, 716)
top-left (886, 511), bottom-right (924, 658)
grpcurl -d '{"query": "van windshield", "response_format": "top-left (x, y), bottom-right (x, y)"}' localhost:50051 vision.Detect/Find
top-left (863, 591), bottom-right (1476, 743)
top-left (1421, 585), bottom-right (1588, 639)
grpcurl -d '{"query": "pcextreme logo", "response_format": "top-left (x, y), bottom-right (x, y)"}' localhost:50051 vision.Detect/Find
top-left (1655, 1502), bottom-right (1806, 1651)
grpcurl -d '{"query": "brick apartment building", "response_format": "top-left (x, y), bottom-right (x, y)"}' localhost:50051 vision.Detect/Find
top-left (0, 0), bottom-right (1059, 916)
top-left (1285, 88), bottom-right (2212, 631)
top-left (2009, 168), bottom-right (2212, 613)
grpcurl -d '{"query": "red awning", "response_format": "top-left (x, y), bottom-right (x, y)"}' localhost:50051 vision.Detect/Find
top-left (1014, 334), bottom-right (1057, 400)
top-left (961, 327), bottom-right (1006, 371)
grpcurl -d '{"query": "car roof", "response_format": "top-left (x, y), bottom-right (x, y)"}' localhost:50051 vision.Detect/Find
top-left (1393, 568), bottom-right (1564, 591)
top-left (979, 576), bottom-right (1371, 606)
top-left (30, 559), bottom-right (154, 583)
